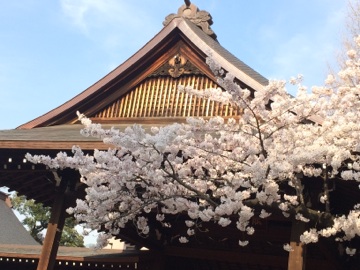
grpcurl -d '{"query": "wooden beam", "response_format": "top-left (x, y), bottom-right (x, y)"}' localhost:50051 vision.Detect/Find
top-left (36, 177), bottom-right (68, 270)
top-left (164, 246), bottom-right (288, 268)
top-left (288, 221), bottom-right (306, 270)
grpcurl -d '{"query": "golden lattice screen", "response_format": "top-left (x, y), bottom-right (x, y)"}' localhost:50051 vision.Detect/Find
top-left (94, 75), bottom-right (240, 119)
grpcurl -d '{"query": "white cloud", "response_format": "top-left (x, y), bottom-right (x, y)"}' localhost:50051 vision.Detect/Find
top-left (61, 0), bottom-right (90, 33)
top-left (59, 0), bottom-right (165, 60)
top-left (60, 0), bottom-right (154, 35)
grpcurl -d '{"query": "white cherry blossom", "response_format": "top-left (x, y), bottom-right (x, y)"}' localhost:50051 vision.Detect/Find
top-left (26, 36), bottom-right (360, 253)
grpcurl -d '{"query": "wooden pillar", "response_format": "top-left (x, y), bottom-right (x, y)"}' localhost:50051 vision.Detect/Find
top-left (288, 221), bottom-right (306, 270)
top-left (37, 178), bottom-right (68, 270)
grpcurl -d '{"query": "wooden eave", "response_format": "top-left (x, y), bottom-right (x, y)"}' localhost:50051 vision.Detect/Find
top-left (0, 125), bottom-right (108, 150)
top-left (0, 123), bottom-right (172, 150)
top-left (17, 17), bottom-right (268, 130)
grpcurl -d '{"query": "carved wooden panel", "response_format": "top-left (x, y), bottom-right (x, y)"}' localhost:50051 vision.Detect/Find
top-left (94, 75), bottom-right (241, 119)
top-left (149, 54), bottom-right (203, 78)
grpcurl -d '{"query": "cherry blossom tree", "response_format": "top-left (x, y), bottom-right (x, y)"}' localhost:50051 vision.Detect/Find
top-left (335, 0), bottom-right (360, 77)
top-left (27, 37), bottom-right (360, 255)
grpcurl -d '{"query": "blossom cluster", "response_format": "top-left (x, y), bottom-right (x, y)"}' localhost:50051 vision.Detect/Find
top-left (26, 36), bottom-right (360, 255)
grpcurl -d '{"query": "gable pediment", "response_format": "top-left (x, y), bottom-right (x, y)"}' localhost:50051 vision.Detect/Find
top-left (91, 73), bottom-right (241, 123)
top-left (88, 43), bottom-right (242, 123)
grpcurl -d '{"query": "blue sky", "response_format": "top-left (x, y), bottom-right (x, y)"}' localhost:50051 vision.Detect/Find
top-left (0, 0), bottom-right (347, 130)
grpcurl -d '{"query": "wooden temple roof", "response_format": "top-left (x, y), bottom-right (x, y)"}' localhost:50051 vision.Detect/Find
top-left (0, 2), bottom-right (269, 207)
top-left (16, 14), bottom-right (267, 130)
top-left (0, 2), bottom-right (359, 269)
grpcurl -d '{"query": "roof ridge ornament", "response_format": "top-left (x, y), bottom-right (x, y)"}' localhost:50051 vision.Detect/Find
top-left (163, 1), bottom-right (217, 40)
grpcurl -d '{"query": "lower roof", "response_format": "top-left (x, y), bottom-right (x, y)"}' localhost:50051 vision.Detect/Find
top-left (0, 121), bottom-right (173, 150)
top-left (0, 194), bottom-right (39, 246)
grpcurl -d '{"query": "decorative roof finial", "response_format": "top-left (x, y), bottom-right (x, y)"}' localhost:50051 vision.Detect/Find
top-left (163, 2), bottom-right (217, 40)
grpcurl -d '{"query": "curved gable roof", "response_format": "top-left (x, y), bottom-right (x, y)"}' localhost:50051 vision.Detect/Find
top-left (18, 16), bottom-right (268, 130)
